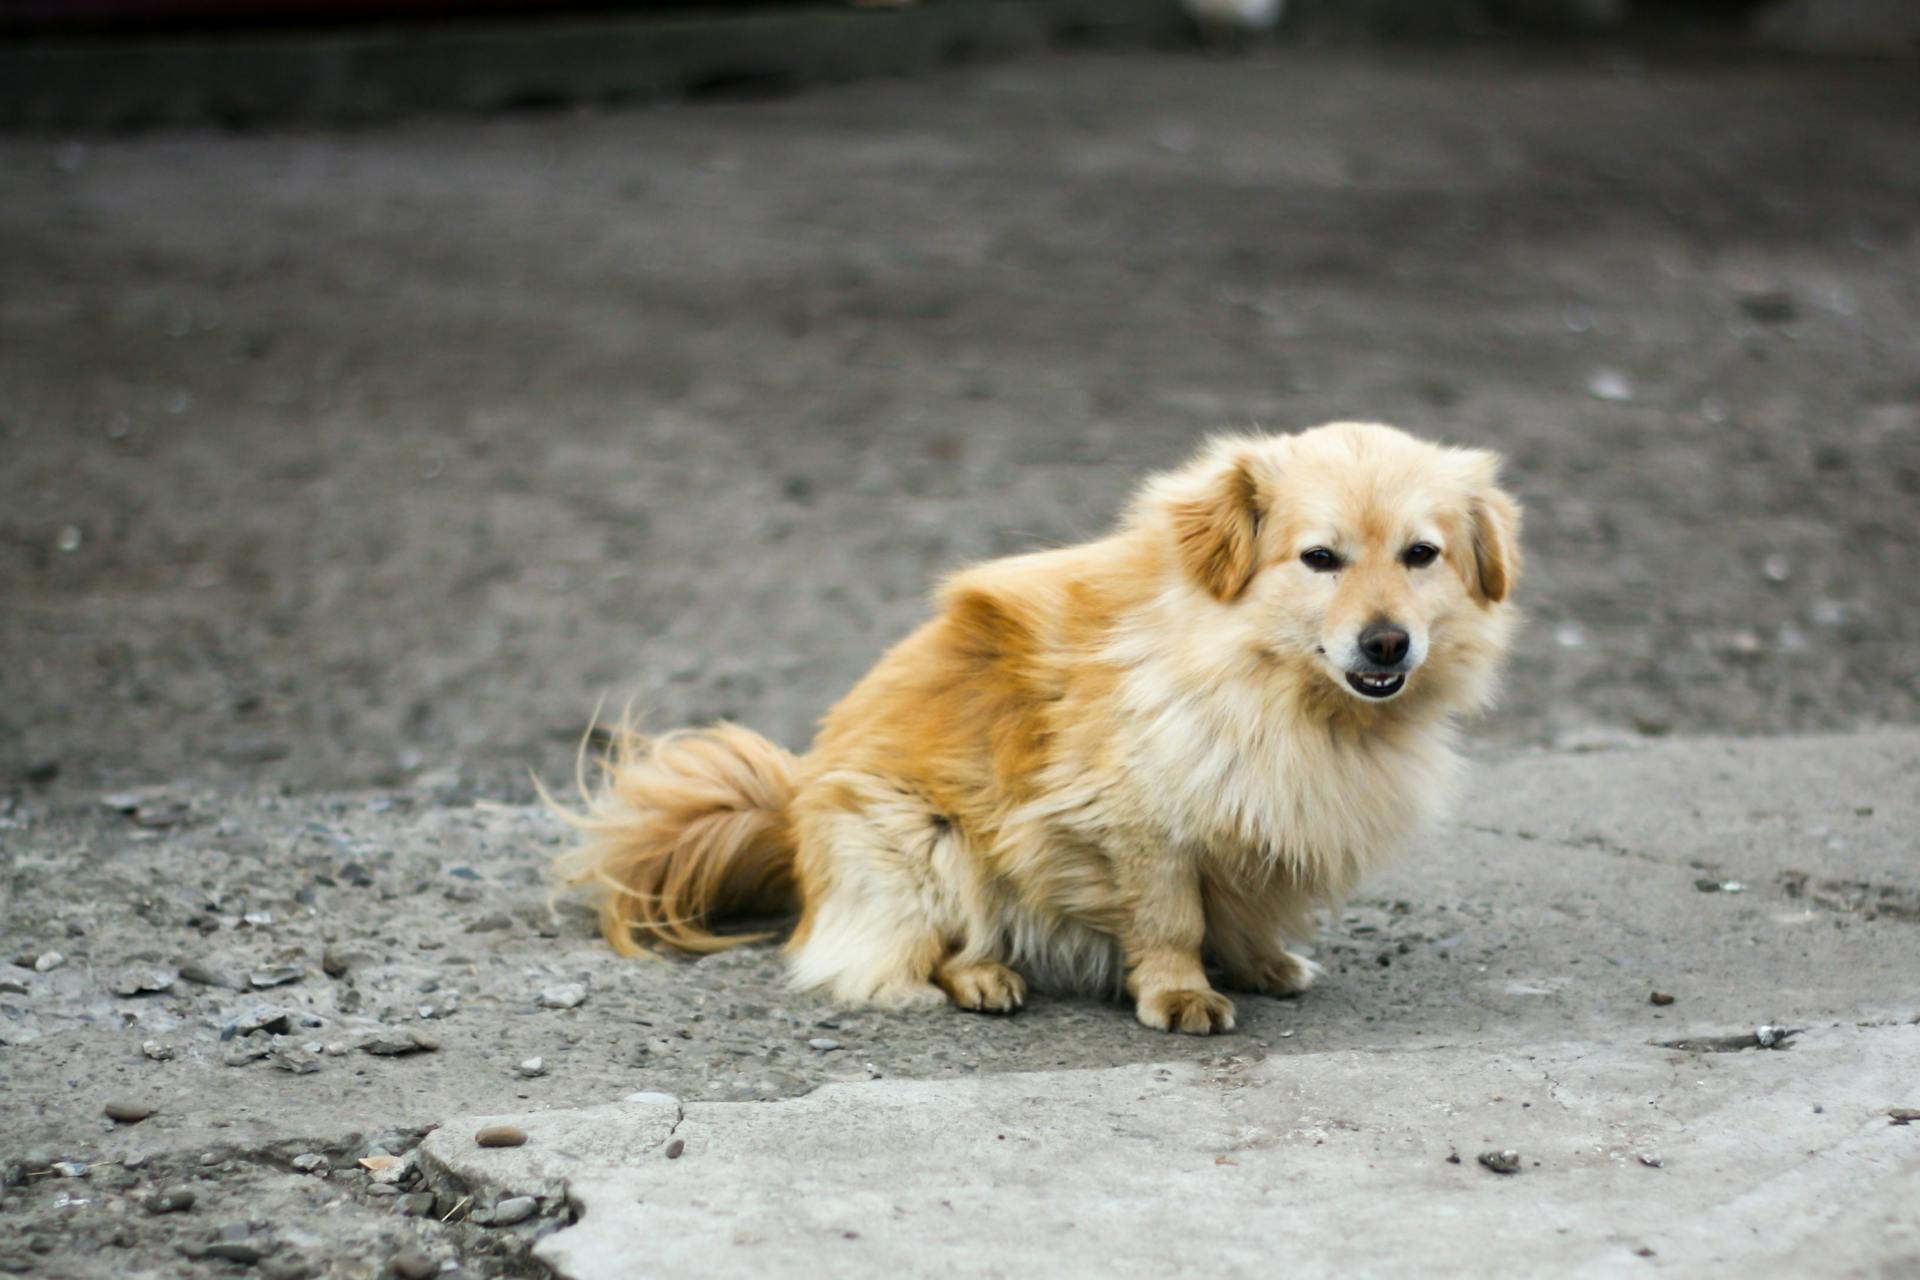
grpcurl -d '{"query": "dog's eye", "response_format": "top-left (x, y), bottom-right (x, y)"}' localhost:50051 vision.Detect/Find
top-left (1403, 542), bottom-right (1439, 568)
top-left (1300, 548), bottom-right (1342, 572)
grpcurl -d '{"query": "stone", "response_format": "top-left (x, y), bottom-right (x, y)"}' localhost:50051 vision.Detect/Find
top-left (389, 1248), bottom-right (438, 1279)
top-left (475, 1126), bottom-right (528, 1148)
top-left (360, 1028), bottom-right (438, 1056)
top-left (1477, 1149), bottom-right (1523, 1175)
top-left (488, 1196), bottom-right (537, 1226)
top-left (202, 1240), bottom-right (268, 1264)
top-left (101, 790), bottom-right (191, 827)
top-left (145, 1187), bottom-right (195, 1214)
top-left (221, 1040), bottom-right (273, 1067)
top-left (537, 983), bottom-right (587, 1010)
top-left (249, 966), bottom-right (305, 989)
top-left (110, 966), bottom-right (178, 997)
top-left (269, 1046), bottom-right (322, 1074)
top-left (1586, 369), bottom-right (1632, 402)
top-left (179, 960), bottom-right (245, 990)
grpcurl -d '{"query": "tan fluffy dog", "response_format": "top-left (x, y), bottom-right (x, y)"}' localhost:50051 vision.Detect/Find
top-left (552, 422), bottom-right (1520, 1034)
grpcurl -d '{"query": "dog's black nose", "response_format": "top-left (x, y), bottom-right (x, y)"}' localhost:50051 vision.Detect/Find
top-left (1358, 622), bottom-right (1410, 666)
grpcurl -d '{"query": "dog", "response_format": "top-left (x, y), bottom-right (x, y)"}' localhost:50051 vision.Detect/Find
top-left (551, 421), bottom-right (1520, 1034)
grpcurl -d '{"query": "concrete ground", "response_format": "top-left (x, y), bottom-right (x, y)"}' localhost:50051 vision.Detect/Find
top-left (3, 734), bottom-right (1917, 1277)
top-left (3, 40), bottom-right (1919, 1280)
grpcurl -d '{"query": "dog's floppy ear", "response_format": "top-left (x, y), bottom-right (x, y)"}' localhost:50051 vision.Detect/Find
top-left (1169, 454), bottom-right (1263, 602)
top-left (1465, 470), bottom-right (1522, 605)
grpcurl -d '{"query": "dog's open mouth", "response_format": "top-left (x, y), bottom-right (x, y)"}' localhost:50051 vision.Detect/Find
top-left (1344, 671), bottom-right (1407, 699)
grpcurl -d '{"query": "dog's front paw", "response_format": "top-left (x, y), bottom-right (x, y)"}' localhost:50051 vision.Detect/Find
top-left (1136, 987), bottom-right (1236, 1035)
top-left (937, 961), bottom-right (1027, 1014)
top-left (1225, 951), bottom-right (1322, 998)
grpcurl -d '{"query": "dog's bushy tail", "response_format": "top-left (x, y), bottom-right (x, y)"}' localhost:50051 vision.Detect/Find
top-left (545, 718), bottom-right (800, 956)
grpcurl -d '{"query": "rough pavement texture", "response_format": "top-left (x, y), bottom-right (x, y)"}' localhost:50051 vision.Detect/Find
top-left (4, 732), bottom-right (1918, 1276)
top-left (426, 1030), bottom-right (1920, 1279)
top-left (3, 47), bottom-right (1920, 801)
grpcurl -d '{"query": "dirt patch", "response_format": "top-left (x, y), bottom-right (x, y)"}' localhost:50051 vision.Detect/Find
top-left (3, 47), bottom-right (1919, 803)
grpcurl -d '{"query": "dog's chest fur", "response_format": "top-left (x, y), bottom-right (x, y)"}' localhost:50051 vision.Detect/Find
top-left (1108, 654), bottom-right (1458, 894)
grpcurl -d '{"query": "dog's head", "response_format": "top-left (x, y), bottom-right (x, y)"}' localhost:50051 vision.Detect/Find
top-left (1146, 422), bottom-right (1520, 712)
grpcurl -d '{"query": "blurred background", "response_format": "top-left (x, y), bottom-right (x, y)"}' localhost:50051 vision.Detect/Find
top-left (2, 0), bottom-right (1916, 804)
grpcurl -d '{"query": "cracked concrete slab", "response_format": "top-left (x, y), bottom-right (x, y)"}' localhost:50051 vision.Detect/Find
top-left (423, 1027), bottom-right (1920, 1278)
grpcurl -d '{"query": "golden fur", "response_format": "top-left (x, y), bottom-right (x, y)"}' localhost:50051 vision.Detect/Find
top-left (551, 422), bottom-right (1521, 1034)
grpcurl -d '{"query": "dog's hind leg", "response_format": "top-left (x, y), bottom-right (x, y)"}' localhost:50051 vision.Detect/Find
top-left (784, 773), bottom-right (964, 1010)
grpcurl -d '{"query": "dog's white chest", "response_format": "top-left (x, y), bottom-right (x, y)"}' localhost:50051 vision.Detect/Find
top-left (1116, 666), bottom-right (1452, 887)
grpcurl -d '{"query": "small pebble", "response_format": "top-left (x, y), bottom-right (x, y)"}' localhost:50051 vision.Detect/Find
top-left (516, 1057), bottom-right (546, 1078)
top-left (389, 1248), bottom-right (437, 1279)
top-left (249, 966), bottom-right (304, 989)
top-left (269, 1047), bottom-right (322, 1075)
top-left (397, 1193), bottom-right (438, 1217)
top-left (33, 952), bottom-right (63, 973)
top-left (488, 1196), bottom-right (536, 1226)
top-left (1586, 369), bottom-right (1632, 403)
top-left (360, 1028), bottom-right (438, 1056)
top-left (664, 1139), bottom-right (685, 1160)
top-left (203, 1240), bottom-right (268, 1264)
top-left (51, 1162), bottom-right (88, 1178)
top-left (475, 1126), bottom-right (527, 1149)
top-left (320, 945), bottom-right (370, 979)
top-left (1477, 1149), bottom-right (1522, 1175)
top-left (179, 960), bottom-right (245, 990)
top-left (110, 966), bottom-right (178, 997)
top-left (1638, 1152), bottom-right (1664, 1168)
top-left (142, 1041), bottom-right (175, 1061)
top-left (222, 1041), bottom-right (273, 1068)
top-left (146, 1187), bottom-right (196, 1214)
top-left (1649, 991), bottom-right (1675, 1006)
top-left (808, 1038), bottom-right (842, 1052)
top-left (104, 1101), bottom-right (156, 1124)
top-left (537, 983), bottom-right (587, 1010)
top-left (290, 1154), bottom-right (329, 1175)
